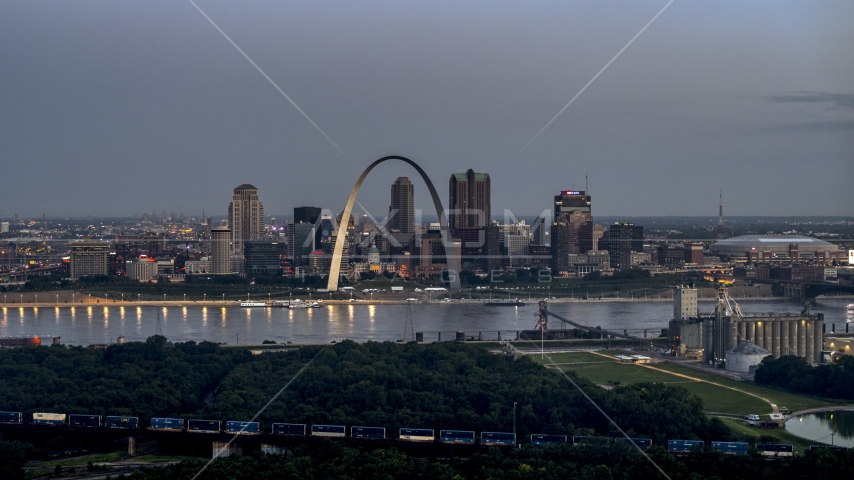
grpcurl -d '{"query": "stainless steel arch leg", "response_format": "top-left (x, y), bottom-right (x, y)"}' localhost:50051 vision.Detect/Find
top-left (327, 156), bottom-right (462, 291)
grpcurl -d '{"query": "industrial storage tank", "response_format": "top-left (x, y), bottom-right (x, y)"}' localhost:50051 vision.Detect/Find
top-left (725, 342), bottom-right (771, 373)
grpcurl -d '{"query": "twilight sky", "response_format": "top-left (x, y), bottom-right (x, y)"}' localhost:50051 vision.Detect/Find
top-left (1, 0), bottom-right (852, 219)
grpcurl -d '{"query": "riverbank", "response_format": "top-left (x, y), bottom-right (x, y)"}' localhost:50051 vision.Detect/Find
top-left (0, 295), bottom-right (812, 308)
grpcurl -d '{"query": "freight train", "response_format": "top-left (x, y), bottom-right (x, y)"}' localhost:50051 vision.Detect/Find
top-left (0, 410), bottom-right (821, 455)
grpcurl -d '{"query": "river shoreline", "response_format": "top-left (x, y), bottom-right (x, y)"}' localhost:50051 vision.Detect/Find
top-left (2, 295), bottom-right (839, 308)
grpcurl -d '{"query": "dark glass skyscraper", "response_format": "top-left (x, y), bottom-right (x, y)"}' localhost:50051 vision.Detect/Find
top-left (293, 206), bottom-right (321, 225)
top-left (449, 169), bottom-right (490, 233)
top-left (389, 177), bottom-right (414, 235)
top-left (609, 222), bottom-right (644, 269)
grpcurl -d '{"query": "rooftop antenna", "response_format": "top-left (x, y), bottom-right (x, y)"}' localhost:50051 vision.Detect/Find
top-left (717, 185), bottom-right (725, 240)
top-left (586, 175), bottom-right (588, 193)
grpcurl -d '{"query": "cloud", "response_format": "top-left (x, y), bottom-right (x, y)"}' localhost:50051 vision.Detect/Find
top-left (765, 91), bottom-right (854, 109)
top-left (768, 119), bottom-right (854, 134)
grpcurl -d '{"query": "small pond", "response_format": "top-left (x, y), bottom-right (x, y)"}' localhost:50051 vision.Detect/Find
top-left (785, 410), bottom-right (854, 448)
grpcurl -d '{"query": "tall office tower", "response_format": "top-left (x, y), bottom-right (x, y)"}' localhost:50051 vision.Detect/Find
top-left (288, 221), bottom-right (316, 267)
top-left (294, 206), bottom-right (321, 225)
top-left (211, 226), bottom-right (232, 274)
top-left (550, 221), bottom-right (572, 274)
top-left (389, 176), bottom-right (415, 239)
top-left (449, 169), bottom-right (491, 232)
top-left (531, 216), bottom-right (550, 246)
top-left (553, 190), bottom-right (593, 253)
top-left (293, 206), bottom-right (322, 249)
top-left (228, 184), bottom-right (264, 258)
top-left (69, 241), bottom-right (110, 280)
top-left (608, 222), bottom-right (644, 269)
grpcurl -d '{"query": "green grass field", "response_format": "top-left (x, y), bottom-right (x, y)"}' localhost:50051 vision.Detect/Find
top-left (716, 417), bottom-right (820, 454)
top-left (677, 382), bottom-right (771, 415)
top-left (531, 351), bottom-right (812, 415)
top-left (651, 362), bottom-right (835, 412)
top-left (537, 351), bottom-right (617, 364)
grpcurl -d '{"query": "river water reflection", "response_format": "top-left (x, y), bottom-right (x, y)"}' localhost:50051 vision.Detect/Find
top-left (786, 410), bottom-right (854, 448)
top-left (0, 298), bottom-right (850, 346)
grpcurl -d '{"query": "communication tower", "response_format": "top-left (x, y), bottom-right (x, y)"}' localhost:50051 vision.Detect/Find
top-left (403, 303), bottom-right (415, 342)
top-left (717, 186), bottom-right (725, 240)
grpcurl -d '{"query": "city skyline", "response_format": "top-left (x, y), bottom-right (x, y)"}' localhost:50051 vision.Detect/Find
top-left (1, 1), bottom-right (852, 218)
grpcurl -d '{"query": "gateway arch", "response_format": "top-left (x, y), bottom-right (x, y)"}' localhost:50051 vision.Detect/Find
top-left (327, 155), bottom-right (461, 291)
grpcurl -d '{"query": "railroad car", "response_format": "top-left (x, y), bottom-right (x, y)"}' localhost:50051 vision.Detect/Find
top-left (69, 414), bottom-right (102, 427)
top-left (149, 417), bottom-right (184, 431)
top-left (225, 421), bottom-right (260, 435)
top-left (531, 434), bottom-right (567, 446)
top-left (572, 435), bottom-right (609, 445)
top-left (33, 413), bottom-right (66, 426)
top-left (399, 428), bottom-right (435, 442)
top-left (809, 445), bottom-right (848, 451)
top-left (481, 432), bottom-right (516, 446)
top-left (105, 416), bottom-right (139, 429)
top-left (667, 440), bottom-right (705, 453)
top-left (439, 430), bottom-right (475, 445)
top-left (756, 443), bottom-right (794, 458)
top-left (351, 426), bottom-right (385, 439)
top-left (615, 437), bottom-right (652, 451)
top-left (311, 424), bottom-right (346, 437)
top-left (187, 419), bottom-right (221, 433)
top-left (272, 423), bottom-right (306, 436)
top-left (0, 411), bottom-right (22, 424)
top-left (711, 441), bottom-right (749, 455)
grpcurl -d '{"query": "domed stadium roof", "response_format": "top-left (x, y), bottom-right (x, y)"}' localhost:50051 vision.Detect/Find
top-left (709, 235), bottom-right (837, 256)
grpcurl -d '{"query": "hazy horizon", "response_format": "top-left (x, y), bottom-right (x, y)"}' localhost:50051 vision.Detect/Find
top-left (2, 1), bottom-right (852, 218)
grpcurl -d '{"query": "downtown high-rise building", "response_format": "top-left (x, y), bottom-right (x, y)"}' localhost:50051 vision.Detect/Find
top-left (389, 177), bottom-right (414, 235)
top-left (288, 206), bottom-right (321, 267)
top-left (609, 222), bottom-right (644, 269)
top-left (210, 226), bottom-right (232, 274)
top-left (69, 241), bottom-right (110, 280)
top-left (449, 169), bottom-right (490, 232)
top-left (228, 184), bottom-right (264, 258)
top-left (293, 206), bottom-right (321, 225)
top-left (553, 190), bottom-right (593, 252)
top-left (550, 190), bottom-right (594, 274)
